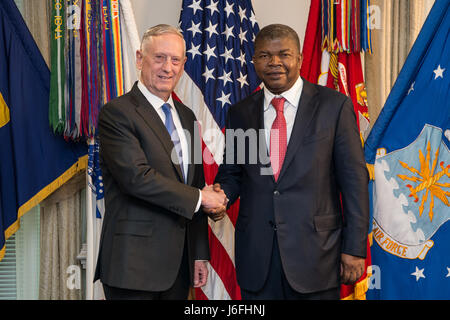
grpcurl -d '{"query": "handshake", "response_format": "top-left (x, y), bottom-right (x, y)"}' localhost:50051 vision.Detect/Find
top-left (201, 183), bottom-right (228, 221)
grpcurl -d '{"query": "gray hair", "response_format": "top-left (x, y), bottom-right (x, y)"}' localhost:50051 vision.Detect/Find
top-left (141, 24), bottom-right (186, 56)
top-left (254, 24), bottom-right (301, 53)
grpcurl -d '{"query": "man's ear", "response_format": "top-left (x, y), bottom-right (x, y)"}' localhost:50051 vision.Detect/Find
top-left (136, 49), bottom-right (143, 70)
top-left (298, 53), bottom-right (303, 71)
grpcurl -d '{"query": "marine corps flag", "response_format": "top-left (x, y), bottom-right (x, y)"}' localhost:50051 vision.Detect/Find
top-left (301, 0), bottom-right (372, 300)
top-left (365, 0), bottom-right (449, 299)
top-left (0, 0), bottom-right (86, 261)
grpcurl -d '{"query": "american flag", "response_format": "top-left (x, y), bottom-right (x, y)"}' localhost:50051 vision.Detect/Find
top-left (175, 0), bottom-right (261, 300)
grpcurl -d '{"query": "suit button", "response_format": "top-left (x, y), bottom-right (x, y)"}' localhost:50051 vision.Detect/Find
top-left (269, 220), bottom-right (277, 230)
top-left (273, 190), bottom-right (280, 196)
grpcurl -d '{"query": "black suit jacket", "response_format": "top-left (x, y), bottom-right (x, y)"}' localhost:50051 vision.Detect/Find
top-left (215, 79), bottom-right (369, 293)
top-left (94, 82), bottom-right (209, 292)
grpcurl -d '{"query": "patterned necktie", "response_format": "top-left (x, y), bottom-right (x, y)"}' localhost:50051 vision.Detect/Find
top-left (270, 97), bottom-right (287, 182)
top-left (161, 103), bottom-right (185, 181)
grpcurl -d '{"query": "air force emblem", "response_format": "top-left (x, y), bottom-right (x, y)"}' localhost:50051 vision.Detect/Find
top-left (372, 125), bottom-right (450, 260)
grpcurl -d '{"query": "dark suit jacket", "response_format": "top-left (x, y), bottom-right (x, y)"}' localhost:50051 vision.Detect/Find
top-left (94, 82), bottom-right (209, 292)
top-left (215, 79), bottom-right (369, 294)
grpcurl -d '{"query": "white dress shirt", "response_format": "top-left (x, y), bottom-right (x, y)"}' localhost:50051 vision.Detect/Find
top-left (137, 81), bottom-right (202, 211)
top-left (263, 76), bottom-right (304, 151)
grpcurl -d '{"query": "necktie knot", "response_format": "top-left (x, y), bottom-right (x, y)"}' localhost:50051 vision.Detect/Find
top-left (271, 97), bottom-right (286, 113)
top-left (270, 97), bottom-right (287, 182)
top-left (160, 103), bottom-right (185, 182)
top-left (161, 103), bottom-right (172, 117)
top-left (161, 103), bottom-right (175, 133)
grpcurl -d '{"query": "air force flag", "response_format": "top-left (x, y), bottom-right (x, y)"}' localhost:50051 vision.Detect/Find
top-left (364, 0), bottom-right (449, 299)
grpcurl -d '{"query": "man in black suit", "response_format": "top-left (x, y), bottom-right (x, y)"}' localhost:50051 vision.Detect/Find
top-left (214, 24), bottom-right (370, 299)
top-left (95, 24), bottom-right (227, 300)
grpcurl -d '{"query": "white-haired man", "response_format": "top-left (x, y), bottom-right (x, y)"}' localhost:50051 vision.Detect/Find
top-left (95, 24), bottom-right (226, 299)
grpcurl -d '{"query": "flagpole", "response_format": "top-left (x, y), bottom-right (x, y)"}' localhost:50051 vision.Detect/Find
top-left (85, 137), bottom-right (95, 300)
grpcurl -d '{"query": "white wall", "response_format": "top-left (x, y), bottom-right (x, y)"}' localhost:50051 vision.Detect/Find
top-left (131, 0), bottom-right (311, 47)
top-left (252, 0), bottom-right (311, 46)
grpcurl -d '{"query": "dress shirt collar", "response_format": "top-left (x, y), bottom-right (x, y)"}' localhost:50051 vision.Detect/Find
top-left (263, 76), bottom-right (303, 111)
top-left (137, 80), bottom-right (175, 110)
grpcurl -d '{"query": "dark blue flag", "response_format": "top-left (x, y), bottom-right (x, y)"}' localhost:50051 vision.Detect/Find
top-left (365, 0), bottom-right (450, 299)
top-left (0, 0), bottom-right (86, 261)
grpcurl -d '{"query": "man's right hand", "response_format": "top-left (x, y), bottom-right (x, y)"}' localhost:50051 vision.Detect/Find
top-left (201, 183), bottom-right (228, 221)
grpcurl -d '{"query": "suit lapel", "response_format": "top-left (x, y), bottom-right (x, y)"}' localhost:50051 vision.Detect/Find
top-left (130, 83), bottom-right (185, 182)
top-left (250, 90), bottom-right (265, 134)
top-left (174, 99), bottom-right (195, 186)
top-left (250, 89), bottom-right (275, 182)
top-left (249, 90), bottom-right (274, 182)
top-left (277, 79), bottom-right (319, 182)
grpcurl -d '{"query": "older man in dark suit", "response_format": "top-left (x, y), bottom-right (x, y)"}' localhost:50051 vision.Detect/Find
top-left (214, 24), bottom-right (370, 300)
top-left (94, 24), bottom-right (226, 300)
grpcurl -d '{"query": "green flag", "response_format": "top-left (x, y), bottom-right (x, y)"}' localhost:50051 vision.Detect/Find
top-left (49, 0), bottom-right (66, 134)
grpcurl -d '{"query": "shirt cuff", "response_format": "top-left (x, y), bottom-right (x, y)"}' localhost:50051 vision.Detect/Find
top-left (195, 188), bottom-right (202, 212)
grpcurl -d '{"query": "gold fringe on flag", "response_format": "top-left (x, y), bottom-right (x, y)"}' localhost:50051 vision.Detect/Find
top-left (0, 155), bottom-right (88, 261)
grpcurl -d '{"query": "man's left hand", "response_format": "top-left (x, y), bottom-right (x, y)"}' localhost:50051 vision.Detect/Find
top-left (202, 183), bottom-right (228, 221)
top-left (340, 253), bottom-right (365, 285)
top-left (193, 260), bottom-right (208, 287)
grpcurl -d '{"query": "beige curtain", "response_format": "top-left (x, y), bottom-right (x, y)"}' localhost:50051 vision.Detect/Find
top-left (19, 0), bottom-right (51, 67)
top-left (39, 173), bottom-right (84, 300)
top-left (364, 0), bottom-right (435, 123)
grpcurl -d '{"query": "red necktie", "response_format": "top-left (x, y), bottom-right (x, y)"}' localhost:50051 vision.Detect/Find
top-left (270, 97), bottom-right (287, 181)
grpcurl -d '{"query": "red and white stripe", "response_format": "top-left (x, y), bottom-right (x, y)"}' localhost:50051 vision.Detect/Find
top-left (175, 71), bottom-right (241, 300)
